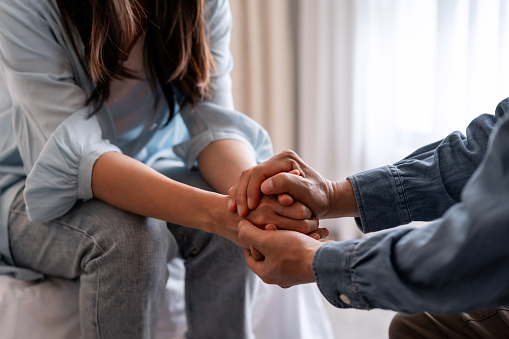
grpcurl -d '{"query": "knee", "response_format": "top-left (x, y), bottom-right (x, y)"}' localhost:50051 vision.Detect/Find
top-left (83, 202), bottom-right (172, 269)
top-left (110, 216), bottom-right (169, 263)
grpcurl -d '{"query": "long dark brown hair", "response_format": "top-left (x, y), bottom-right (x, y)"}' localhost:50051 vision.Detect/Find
top-left (57, 0), bottom-right (215, 122)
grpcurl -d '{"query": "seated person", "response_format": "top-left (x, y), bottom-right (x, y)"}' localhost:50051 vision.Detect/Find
top-left (0, 0), bottom-right (317, 338)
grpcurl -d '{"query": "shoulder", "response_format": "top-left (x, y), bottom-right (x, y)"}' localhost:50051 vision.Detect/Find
top-left (0, 0), bottom-right (60, 27)
top-left (0, 0), bottom-right (48, 14)
top-left (0, 0), bottom-right (66, 50)
top-left (206, 0), bottom-right (232, 40)
top-left (206, 0), bottom-right (232, 25)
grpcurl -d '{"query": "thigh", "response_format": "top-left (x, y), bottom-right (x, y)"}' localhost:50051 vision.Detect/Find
top-left (389, 308), bottom-right (509, 339)
top-left (8, 189), bottom-right (175, 279)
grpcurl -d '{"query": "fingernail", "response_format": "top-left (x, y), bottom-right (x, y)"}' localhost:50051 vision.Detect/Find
top-left (324, 229), bottom-right (330, 238)
top-left (311, 233), bottom-right (320, 240)
top-left (228, 198), bottom-right (234, 211)
top-left (247, 197), bottom-right (253, 209)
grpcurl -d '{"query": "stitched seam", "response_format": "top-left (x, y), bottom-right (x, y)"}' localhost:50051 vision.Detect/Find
top-left (459, 309), bottom-right (500, 337)
top-left (349, 239), bottom-right (368, 308)
top-left (391, 166), bottom-right (413, 224)
top-left (349, 176), bottom-right (370, 232)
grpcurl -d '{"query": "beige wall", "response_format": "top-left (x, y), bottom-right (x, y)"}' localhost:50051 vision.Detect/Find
top-left (229, 0), bottom-right (296, 153)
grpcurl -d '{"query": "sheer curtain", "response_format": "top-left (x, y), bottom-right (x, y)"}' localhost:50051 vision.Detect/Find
top-left (298, 0), bottom-right (509, 239)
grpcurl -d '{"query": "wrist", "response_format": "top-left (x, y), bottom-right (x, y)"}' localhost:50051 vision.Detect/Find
top-left (328, 179), bottom-right (359, 218)
top-left (206, 193), bottom-right (243, 244)
top-left (304, 247), bottom-right (318, 283)
top-left (302, 241), bottom-right (325, 284)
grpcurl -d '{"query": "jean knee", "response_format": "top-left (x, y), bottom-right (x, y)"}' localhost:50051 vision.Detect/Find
top-left (90, 206), bottom-right (173, 272)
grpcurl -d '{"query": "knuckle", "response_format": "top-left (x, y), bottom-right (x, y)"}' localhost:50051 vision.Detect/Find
top-left (309, 220), bottom-right (320, 232)
top-left (240, 168), bottom-right (252, 179)
top-left (281, 149), bottom-right (297, 158)
top-left (258, 215), bottom-right (269, 225)
top-left (296, 205), bottom-right (310, 219)
top-left (258, 198), bottom-right (271, 209)
top-left (300, 221), bottom-right (317, 234)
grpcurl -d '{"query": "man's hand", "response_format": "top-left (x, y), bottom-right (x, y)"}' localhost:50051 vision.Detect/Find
top-left (229, 150), bottom-right (358, 219)
top-left (238, 219), bottom-right (327, 288)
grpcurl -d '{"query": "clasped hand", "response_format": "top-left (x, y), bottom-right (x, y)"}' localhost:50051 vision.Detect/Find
top-left (228, 150), bottom-right (333, 287)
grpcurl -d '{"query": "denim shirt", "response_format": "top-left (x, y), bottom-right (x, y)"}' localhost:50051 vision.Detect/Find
top-left (313, 98), bottom-right (509, 314)
top-left (0, 0), bottom-right (273, 280)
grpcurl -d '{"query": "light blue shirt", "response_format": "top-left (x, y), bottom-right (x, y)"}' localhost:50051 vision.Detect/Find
top-left (0, 0), bottom-right (272, 280)
top-left (314, 99), bottom-right (509, 314)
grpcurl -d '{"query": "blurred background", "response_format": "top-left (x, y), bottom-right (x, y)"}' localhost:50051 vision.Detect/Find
top-left (228, 0), bottom-right (509, 338)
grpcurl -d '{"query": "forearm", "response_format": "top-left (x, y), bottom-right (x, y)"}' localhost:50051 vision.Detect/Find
top-left (327, 179), bottom-right (359, 219)
top-left (92, 147), bottom-right (317, 246)
top-left (92, 152), bottom-right (235, 234)
top-left (197, 139), bottom-right (256, 194)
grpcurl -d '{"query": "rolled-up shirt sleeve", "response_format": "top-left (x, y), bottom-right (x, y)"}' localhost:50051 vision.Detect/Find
top-left (174, 0), bottom-right (273, 167)
top-left (349, 110), bottom-right (500, 233)
top-left (0, 0), bottom-right (120, 222)
top-left (174, 103), bottom-right (273, 168)
top-left (23, 111), bottom-right (119, 222)
top-left (314, 101), bottom-right (509, 314)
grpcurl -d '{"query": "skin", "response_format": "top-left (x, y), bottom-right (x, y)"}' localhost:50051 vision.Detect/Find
top-left (229, 150), bottom-right (359, 219)
top-left (230, 150), bottom-right (360, 286)
top-left (238, 220), bottom-right (326, 287)
top-left (92, 141), bottom-right (319, 248)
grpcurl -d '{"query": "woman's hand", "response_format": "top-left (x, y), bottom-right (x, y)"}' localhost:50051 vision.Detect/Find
top-left (245, 194), bottom-right (319, 234)
top-left (212, 193), bottom-right (321, 248)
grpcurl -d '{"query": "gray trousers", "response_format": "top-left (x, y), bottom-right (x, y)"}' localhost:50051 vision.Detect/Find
top-left (7, 167), bottom-right (256, 339)
top-left (389, 308), bottom-right (509, 338)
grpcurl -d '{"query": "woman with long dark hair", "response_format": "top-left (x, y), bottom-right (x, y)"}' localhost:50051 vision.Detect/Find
top-left (0, 0), bottom-right (317, 337)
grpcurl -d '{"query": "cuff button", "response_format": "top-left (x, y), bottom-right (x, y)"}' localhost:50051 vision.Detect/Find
top-left (339, 294), bottom-right (351, 305)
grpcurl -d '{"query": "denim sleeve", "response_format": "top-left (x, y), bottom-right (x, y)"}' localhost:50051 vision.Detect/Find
top-left (0, 0), bottom-right (120, 222)
top-left (174, 0), bottom-right (274, 166)
top-left (313, 105), bottom-right (509, 314)
top-left (349, 104), bottom-right (506, 233)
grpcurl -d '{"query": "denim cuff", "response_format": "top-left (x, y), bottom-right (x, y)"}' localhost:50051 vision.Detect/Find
top-left (313, 240), bottom-right (367, 309)
top-left (348, 165), bottom-right (411, 233)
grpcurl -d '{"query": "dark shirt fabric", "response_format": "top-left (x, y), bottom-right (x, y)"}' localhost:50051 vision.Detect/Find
top-left (313, 98), bottom-right (509, 314)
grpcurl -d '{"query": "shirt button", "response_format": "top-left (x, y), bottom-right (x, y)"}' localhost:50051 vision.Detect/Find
top-left (340, 294), bottom-right (351, 305)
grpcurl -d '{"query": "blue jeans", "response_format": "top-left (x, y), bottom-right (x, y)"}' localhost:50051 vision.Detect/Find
top-left (7, 167), bottom-right (256, 339)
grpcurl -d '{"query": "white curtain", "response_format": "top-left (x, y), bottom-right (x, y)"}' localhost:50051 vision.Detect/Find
top-left (298, 0), bottom-right (509, 239)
